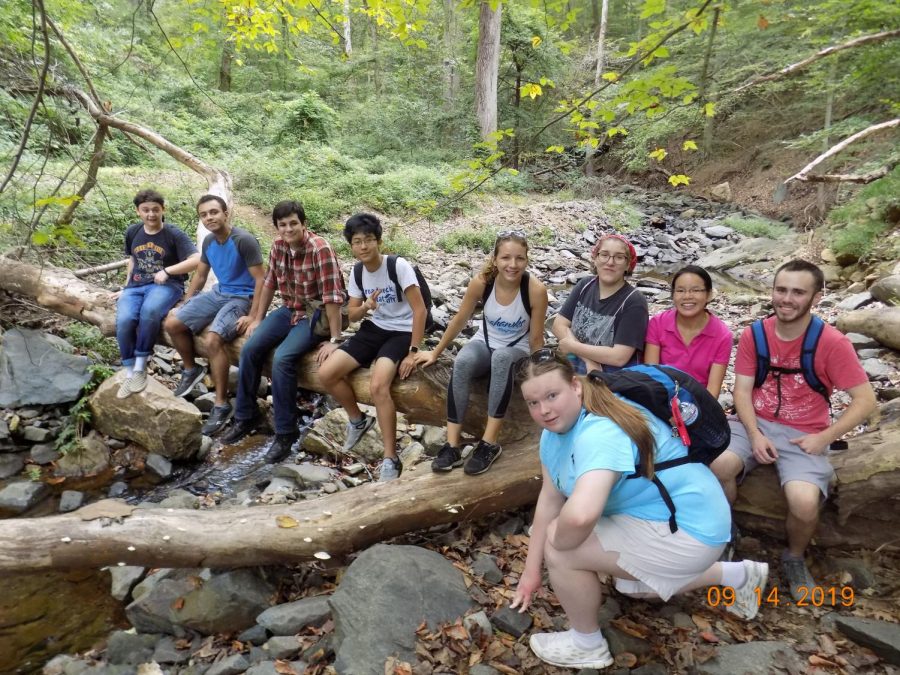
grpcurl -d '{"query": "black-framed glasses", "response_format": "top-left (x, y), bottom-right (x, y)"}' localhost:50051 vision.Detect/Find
top-left (529, 347), bottom-right (556, 364)
top-left (497, 229), bottom-right (527, 241)
top-left (596, 251), bottom-right (629, 264)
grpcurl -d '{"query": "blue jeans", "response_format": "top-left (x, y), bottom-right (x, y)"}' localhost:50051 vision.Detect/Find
top-left (235, 306), bottom-right (323, 434)
top-left (116, 283), bottom-right (183, 366)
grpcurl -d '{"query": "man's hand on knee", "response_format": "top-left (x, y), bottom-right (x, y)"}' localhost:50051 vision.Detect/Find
top-left (750, 431), bottom-right (778, 464)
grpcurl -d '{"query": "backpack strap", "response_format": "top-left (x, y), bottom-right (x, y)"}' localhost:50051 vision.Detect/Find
top-left (386, 254), bottom-right (403, 301)
top-left (801, 316), bottom-right (829, 403)
top-left (751, 318), bottom-right (770, 390)
top-left (520, 271), bottom-right (531, 317)
top-left (577, 276), bottom-right (598, 302)
top-left (353, 261), bottom-right (364, 297)
top-left (481, 278), bottom-right (493, 353)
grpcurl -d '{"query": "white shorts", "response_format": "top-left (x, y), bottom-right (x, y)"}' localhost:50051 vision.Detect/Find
top-left (594, 514), bottom-right (724, 601)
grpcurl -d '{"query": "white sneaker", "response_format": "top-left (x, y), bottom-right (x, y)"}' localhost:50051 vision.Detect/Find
top-left (343, 414), bottom-right (376, 452)
top-left (378, 457), bottom-right (402, 482)
top-left (727, 560), bottom-right (769, 620)
top-left (529, 630), bottom-right (614, 669)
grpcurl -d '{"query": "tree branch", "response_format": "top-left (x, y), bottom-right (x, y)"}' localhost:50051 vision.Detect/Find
top-left (797, 162), bottom-right (897, 185)
top-left (0, 0), bottom-right (51, 197)
top-left (57, 124), bottom-right (108, 225)
top-left (785, 118), bottom-right (900, 184)
top-left (734, 29), bottom-right (900, 94)
top-left (45, 14), bottom-right (102, 106)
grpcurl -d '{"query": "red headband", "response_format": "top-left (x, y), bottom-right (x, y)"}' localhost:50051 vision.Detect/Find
top-left (591, 233), bottom-right (637, 272)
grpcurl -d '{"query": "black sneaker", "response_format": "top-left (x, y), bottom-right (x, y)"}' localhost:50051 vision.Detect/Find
top-left (220, 414), bottom-right (262, 445)
top-left (264, 432), bottom-right (298, 463)
top-left (431, 443), bottom-right (463, 472)
top-left (781, 555), bottom-right (816, 602)
top-left (173, 366), bottom-right (207, 398)
top-left (201, 404), bottom-right (234, 436)
top-left (464, 440), bottom-right (502, 475)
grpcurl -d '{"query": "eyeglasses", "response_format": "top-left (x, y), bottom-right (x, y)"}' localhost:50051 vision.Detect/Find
top-left (596, 251), bottom-right (629, 264)
top-left (497, 229), bottom-right (527, 241)
top-left (673, 288), bottom-right (708, 296)
top-left (350, 236), bottom-right (378, 247)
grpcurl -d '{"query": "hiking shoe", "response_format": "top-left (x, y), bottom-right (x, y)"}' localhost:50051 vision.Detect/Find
top-left (726, 560), bottom-right (769, 621)
top-left (265, 432), bottom-right (298, 464)
top-left (464, 440), bottom-right (502, 475)
top-left (378, 456), bottom-right (403, 482)
top-left (173, 365), bottom-right (207, 398)
top-left (201, 404), bottom-right (233, 436)
top-left (529, 630), bottom-right (614, 669)
top-left (431, 443), bottom-right (463, 472)
top-left (220, 415), bottom-right (262, 445)
top-left (117, 371), bottom-right (148, 399)
top-left (781, 555), bottom-right (816, 602)
top-left (343, 414), bottom-right (377, 452)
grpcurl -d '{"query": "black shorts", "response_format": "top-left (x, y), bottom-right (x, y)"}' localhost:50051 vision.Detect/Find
top-left (339, 320), bottom-right (412, 368)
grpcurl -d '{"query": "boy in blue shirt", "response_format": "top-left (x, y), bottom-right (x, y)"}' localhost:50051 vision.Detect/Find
top-left (164, 195), bottom-right (265, 434)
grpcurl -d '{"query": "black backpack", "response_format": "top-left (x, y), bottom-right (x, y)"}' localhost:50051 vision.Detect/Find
top-left (353, 255), bottom-right (436, 333)
top-left (480, 271), bottom-right (532, 351)
top-left (588, 364), bottom-right (730, 533)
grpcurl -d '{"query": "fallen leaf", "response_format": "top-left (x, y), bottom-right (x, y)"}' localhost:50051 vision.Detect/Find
top-left (171, 597), bottom-right (185, 610)
top-left (809, 654), bottom-right (838, 667)
top-left (615, 652), bottom-right (638, 667)
top-left (46, 476), bottom-right (66, 485)
top-left (757, 14), bottom-right (769, 29)
top-left (699, 631), bottom-right (720, 643)
top-left (489, 664), bottom-right (519, 675)
top-left (274, 660), bottom-right (297, 674)
top-left (444, 624), bottom-right (469, 641)
top-left (276, 515), bottom-right (299, 528)
top-left (692, 613), bottom-right (712, 631)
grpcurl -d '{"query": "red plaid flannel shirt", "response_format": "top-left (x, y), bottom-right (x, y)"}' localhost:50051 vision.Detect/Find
top-left (263, 231), bottom-right (346, 325)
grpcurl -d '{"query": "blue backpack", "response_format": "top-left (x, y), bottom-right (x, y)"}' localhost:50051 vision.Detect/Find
top-left (750, 315), bottom-right (829, 418)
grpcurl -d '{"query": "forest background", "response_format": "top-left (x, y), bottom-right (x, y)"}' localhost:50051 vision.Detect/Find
top-left (0, 0), bottom-right (898, 286)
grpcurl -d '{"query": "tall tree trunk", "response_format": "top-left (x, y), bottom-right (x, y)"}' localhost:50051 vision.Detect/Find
top-left (343, 0), bottom-right (352, 56)
top-left (817, 59), bottom-right (837, 216)
top-left (442, 0), bottom-right (459, 110)
top-left (699, 6), bottom-right (720, 156)
top-left (474, 0), bottom-right (502, 141)
top-left (512, 61), bottom-right (522, 170)
top-left (584, 0), bottom-right (609, 177)
top-left (218, 42), bottom-right (233, 92)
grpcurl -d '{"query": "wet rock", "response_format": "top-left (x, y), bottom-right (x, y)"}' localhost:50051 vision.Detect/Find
top-left (59, 489), bottom-right (85, 512)
top-left (490, 606), bottom-right (532, 638)
top-left (105, 630), bottom-right (159, 665)
top-left (263, 636), bottom-right (301, 659)
top-left (30, 443), bottom-right (60, 464)
top-left (0, 453), bottom-right (24, 478)
top-left (0, 328), bottom-right (92, 407)
top-left (834, 616), bottom-right (900, 665)
top-left (108, 481), bottom-right (128, 498)
top-left (463, 610), bottom-right (493, 639)
top-left (126, 568), bottom-right (275, 635)
top-left (471, 553), bottom-right (503, 584)
top-left (0, 480), bottom-right (50, 513)
top-left (22, 426), bottom-right (54, 443)
top-left (861, 358), bottom-right (893, 380)
top-left (274, 462), bottom-right (338, 487)
top-left (146, 453), bottom-right (173, 480)
top-left (836, 292), bottom-right (873, 311)
top-left (870, 275), bottom-right (900, 305)
top-left (330, 544), bottom-right (474, 675)
top-left (89, 371), bottom-right (201, 460)
top-left (109, 565), bottom-right (146, 601)
top-left (54, 430), bottom-right (110, 478)
top-left (693, 641), bottom-right (803, 674)
top-left (206, 653), bottom-right (250, 675)
top-left (256, 595), bottom-right (332, 635)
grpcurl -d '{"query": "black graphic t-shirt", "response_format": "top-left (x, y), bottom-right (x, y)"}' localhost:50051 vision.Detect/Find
top-left (124, 222), bottom-right (197, 289)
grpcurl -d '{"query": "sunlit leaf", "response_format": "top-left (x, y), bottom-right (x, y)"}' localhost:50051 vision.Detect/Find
top-left (601, 72), bottom-right (619, 82)
top-left (546, 145), bottom-right (565, 153)
top-left (649, 148), bottom-right (668, 161)
top-left (531, 36), bottom-right (542, 48)
top-left (703, 102), bottom-right (716, 117)
top-left (276, 515), bottom-right (299, 528)
top-left (668, 174), bottom-right (691, 186)
top-left (682, 140), bottom-right (698, 151)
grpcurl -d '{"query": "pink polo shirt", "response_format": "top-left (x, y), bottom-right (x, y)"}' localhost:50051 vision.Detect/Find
top-left (645, 308), bottom-right (733, 386)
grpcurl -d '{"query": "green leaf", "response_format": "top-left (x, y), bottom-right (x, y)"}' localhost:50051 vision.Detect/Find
top-left (546, 145), bottom-right (565, 153)
top-left (703, 102), bottom-right (716, 117)
top-left (31, 231), bottom-right (50, 245)
top-left (601, 72), bottom-right (619, 82)
top-left (640, 0), bottom-right (666, 20)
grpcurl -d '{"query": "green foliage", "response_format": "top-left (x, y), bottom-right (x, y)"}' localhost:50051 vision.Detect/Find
top-left (25, 465), bottom-right (42, 482)
top-left (55, 364), bottom-right (115, 457)
top-left (278, 92), bottom-right (340, 143)
top-left (436, 228), bottom-right (498, 253)
top-left (65, 323), bottom-right (120, 363)
top-left (827, 166), bottom-right (900, 257)
top-left (722, 215), bottom-right (792, 240)
top-left (603, 197), bottom-right (642, 231)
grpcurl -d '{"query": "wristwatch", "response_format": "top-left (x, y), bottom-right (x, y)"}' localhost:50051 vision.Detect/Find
top-left (408, 346), bottom-right (419, 354)
top-left (329, 337), bottom-right (341, 344)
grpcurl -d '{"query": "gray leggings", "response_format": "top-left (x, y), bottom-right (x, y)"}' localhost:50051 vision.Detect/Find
top-left (447, 340), bottom-right (529, 424)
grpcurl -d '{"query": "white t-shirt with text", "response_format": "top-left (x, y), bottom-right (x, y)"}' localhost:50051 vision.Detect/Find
top-left (348, 256), bottom-right (419, 332)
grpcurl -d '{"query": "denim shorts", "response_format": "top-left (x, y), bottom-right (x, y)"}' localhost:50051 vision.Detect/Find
top-left (175, 286), bottom-right (252, 342)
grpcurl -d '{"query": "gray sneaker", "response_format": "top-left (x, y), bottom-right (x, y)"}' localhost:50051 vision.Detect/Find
top-left (726, 560), bottom-right (769, 620)
top-left (201, 403), bottom-right (233, 436)
top-left (378, 457), bottom-right (402, 482)
top-left (117, 371), bottom-right (148, 399)
top-left (173, 366), bottom-right (207, 398)
top-left (781, 556), bottom-right (816, 602)
top-left (343, 414), bottom-right (377, 452)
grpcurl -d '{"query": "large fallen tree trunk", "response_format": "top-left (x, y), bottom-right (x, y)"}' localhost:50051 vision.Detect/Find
top-left (0, 260), bottom-right (898, 571)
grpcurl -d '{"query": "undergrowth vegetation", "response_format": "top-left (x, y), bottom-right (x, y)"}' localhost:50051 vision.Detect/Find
top-left (826, 166), bottom-right (900, 258)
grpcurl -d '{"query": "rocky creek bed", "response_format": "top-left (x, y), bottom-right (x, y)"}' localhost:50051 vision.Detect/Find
top-left (1, 186), bottom-right (899, 674)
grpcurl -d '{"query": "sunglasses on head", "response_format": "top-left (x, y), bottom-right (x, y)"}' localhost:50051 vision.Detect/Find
top-left (497, 229), bottom-right (527, 241)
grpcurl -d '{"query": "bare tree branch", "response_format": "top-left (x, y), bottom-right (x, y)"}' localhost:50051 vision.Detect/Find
top-left (785, 118), bottom-right (900, 184)
top-left (45, 14), bottom-right (101, 106)
top-left (73, 258), bottom-right (128, 278)
top-left (734, 29), bottom-right (900, 94)
top-left (0, 0), bottom-right (52, 197)
top-left (798, 162), bottom-right (897, 185)
top-left (57, 124), bottom-right (108, 225)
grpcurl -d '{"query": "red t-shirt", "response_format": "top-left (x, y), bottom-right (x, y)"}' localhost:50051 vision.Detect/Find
top-left (734, 316), bottom-right (868, 434)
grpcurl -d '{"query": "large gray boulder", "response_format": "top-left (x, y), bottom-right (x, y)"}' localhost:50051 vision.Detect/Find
top-left (126, 568), bottom-right (275, 635)
top-left (330, 544), bottom-right (474, 674)
top-left (0, 328), bottom-right (91, 407)
top-left (695, 237), bottom-right (792, 271)
top-left (302, 407), bottom-right (387, 463)
top-left (89, 371), bottom-right (201, 460)
top-left (870, 274), bottom-right (900, 306)
top-left (0, 480), bottom-right (50, 513)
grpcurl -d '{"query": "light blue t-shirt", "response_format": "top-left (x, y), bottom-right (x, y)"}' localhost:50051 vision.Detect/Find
top-left (201, 227), bottom-right (263, 297)
top-left (539, 403), bottom-right (731, 546)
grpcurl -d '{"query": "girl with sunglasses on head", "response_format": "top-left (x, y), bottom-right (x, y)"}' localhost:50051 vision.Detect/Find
top-left (552, 234), bottom-right (648, 375)
top-left (644, 265), bottom-right (733, 398)
top-left (415, 230), bottom-right (549, 475)
top-left (511, 350), bottom-right (767, 670)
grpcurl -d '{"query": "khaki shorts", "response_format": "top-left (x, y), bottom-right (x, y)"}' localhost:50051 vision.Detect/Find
top-left (728, 418), bottom-right (834, 497)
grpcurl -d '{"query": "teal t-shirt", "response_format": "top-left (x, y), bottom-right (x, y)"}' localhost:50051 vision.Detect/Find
top-left (538, 402), bottom-right (731, 546)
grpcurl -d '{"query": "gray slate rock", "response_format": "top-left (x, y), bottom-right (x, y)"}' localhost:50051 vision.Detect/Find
top-left (22, 426), bottom-right (54, 443)
top-left (703, 225), bottom-right (734, 238)
top-left (58, 490), bottom-right (85, 513)
top-left (490, 606), bottom-right (532, 638)
top-left (108, 481), bottom-right (128, 498)
top-left (605, 626), bottom-right (651, 657)
top-left (0, 480), bottom-right (50, 513)
top-left (835, 615), bottom-right (900, 665)
top-left (0, 453), bottom-right (24, 479)
top-left (105, 630), bottom-right (158, 665)
top-left (206, 653), bottom-right (250, 675)
top-left (469, 666), bottom-right (500, 675)
top-left (0, 328), bottom-right (92, 407)
top-left (158, 489), bottom-right (199, 509)
top-left (152, 636), bottom-right (192, 665)
top-left (471, 553), bottom-right (503, 584)
top-left (330, 544), bottom-right (474, 675)
top-left (256, 595), bottom-right (332, 635)
top-left (109, 565), bottom-right (146, 601)
top-left (836, 291), bottom-right (873, 311)
top-left (30, 442), bottom-right (60, 464)
top-left (463, 610), bottom-right (493, 639)
top-left (239, 624), bottom-right (270, 645)
top-left (870, 274), bottom-right (900, 305)
top-left (146, 453), bottom-right (173, 479)
top-left (245, 663), bottom-right (282, 675)
top-left (264, 635), bottom-right (302, 659)
top-left (274, 462), bottom-right (338, 486)
top-left (693, 641), bottom-right (804, 674)
top-left (862, 358), bottom-right (893, 380)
